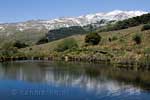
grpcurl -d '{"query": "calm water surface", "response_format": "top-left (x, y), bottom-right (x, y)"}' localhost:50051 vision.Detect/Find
top-left (0, 61), bottom-right (150, 100)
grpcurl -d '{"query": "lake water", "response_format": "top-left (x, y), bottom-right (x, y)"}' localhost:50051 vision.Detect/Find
top-left (0, 61), bottom-right (150, 100)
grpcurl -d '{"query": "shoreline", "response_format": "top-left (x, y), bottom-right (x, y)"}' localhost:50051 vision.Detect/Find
top-left (1, 56), bottom-right (150, 71)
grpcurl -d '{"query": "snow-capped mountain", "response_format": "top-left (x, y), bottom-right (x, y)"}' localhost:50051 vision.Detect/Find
top-left (0, 10), bottom-right (148, 36)
top-left (41, 10), bottom-right (148, 28)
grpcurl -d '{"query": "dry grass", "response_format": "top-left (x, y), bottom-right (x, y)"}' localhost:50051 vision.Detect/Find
top-left (20, 25), bottom-right (150, 64)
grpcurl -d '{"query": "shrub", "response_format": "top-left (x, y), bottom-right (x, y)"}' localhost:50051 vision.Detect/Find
top-left (109, 35), bottom-right (118, 42)
top-left (13, 41), bottom-right (29, 49)
top-left (0, 42), bottom-right (18, 57)
top-left (119, 38), bottom-right (125, 42)
top-left (85, 32), bottom-right (101, 45)
top-left (133, 33), bottom-right (142, 44)
top-left (141, 24), bottom-right (150, 31)
top-left (36, 37), bottom-right (49, 45)
top-left (144, 48), bottom-right (150, 54)
top-left (55, 38), bottom-right (78, 52)
top-left (0, 47), bottom-right (18, 57)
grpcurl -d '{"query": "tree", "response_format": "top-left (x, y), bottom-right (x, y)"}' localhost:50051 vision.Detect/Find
top-left (99, 13), bottom-right (150, 32)
top-left (85, 32), bottom-right (101, 45)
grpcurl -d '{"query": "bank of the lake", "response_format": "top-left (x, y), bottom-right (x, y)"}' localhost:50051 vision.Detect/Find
top-left (1, 53), bottom-right (150, 71)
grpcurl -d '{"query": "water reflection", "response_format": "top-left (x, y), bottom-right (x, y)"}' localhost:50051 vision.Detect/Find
top-left (0, 61), bottom-right (150, 100)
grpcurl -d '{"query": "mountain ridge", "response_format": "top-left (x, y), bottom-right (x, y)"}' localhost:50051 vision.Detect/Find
top-left (0, 10), bottom-right (147, 35)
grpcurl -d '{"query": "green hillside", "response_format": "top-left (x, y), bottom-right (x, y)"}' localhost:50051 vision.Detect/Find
top-left (19, 25), bottom-right (150, 66)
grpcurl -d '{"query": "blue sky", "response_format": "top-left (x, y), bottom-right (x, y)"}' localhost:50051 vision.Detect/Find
top-left (0, 0), bottom-right (149, 23)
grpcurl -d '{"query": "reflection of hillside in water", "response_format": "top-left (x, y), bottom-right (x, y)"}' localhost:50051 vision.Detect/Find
top-left (0, 61), bottom-right (150, 94)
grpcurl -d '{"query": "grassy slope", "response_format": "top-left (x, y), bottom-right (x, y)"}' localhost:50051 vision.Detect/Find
top-left (20, 25), bottom-right (150, 63)
top-left (20, 34), bottom-right (85, 57)
top-left (0, 28), bottom-right (48, 46)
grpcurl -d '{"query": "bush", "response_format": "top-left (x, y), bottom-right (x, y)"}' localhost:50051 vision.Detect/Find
top-left (0, 47), bottom-right (18, 57)
top-left (13, 41), bottom-right (29, 49)
top-left (133, 33), bottom-right (142, 44)
top-left (141, 24), bottom-right (150, 31)
top-left (36, 37), bottom-right (49, 45)
top-left (85, 32), bottom-right (101, 45)
top-left (109, 35), bottom-right (118, 42)
top-left (144, 48), bottom-right (150, 54)
top-left (0, 42), bottom-right (18, 57)
top-left (55, 38), bottom-right (78, 52)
